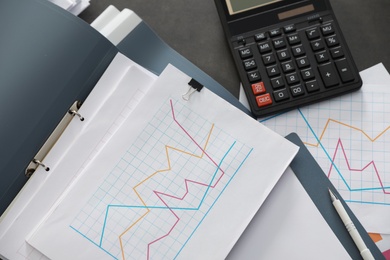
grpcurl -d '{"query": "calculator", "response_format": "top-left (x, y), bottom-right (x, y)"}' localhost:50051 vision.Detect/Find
top-left (214, 0), bottom-right (362, 117)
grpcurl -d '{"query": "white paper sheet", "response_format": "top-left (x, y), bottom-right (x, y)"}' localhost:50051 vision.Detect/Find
top-left (227, 167), bottom-right (350, 260)
top-left (0, 53), bottom-right (157, 260)
top-left (27, 64), bottom-right (298, 260)
top-left (360, 63), bottom-right (390, 86)
top-left (49, 0), bottom-right (90, 16)
top-left (95, 9), bottom-right (141, 45)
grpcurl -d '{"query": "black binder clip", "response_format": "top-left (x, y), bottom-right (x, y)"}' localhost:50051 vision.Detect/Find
top-left (182, 78), bottom-right (204, 101)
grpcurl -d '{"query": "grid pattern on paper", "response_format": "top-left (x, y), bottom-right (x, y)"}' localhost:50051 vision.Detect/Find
top-left (260, 90), bottom-right (390, 206)
top-left (70, 97), bottom-right (253, 260)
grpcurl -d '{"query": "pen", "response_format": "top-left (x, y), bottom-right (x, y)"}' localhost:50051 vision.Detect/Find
top-left (328, 188), bottom-right (374, 260)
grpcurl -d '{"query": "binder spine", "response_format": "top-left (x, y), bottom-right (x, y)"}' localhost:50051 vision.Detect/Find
top-left (25, 101), bottom-right (84, 177)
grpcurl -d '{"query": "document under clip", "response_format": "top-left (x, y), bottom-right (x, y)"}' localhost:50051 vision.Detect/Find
top-left (182, 78), bottom-right (204, 101)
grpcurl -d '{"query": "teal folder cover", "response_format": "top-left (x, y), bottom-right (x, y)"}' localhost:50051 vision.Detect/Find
top-left (0, 0), bottom-right (117, 215)
top-left (281, 133), bottom-right (382, 259)
top-left (116, 21), bottom-right (251, 116)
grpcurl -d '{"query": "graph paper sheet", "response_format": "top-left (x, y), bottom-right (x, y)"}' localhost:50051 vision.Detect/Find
top-left (258, 65), bottom-right (390, 234)
top-left (27, 64), bottom-right (298, 260)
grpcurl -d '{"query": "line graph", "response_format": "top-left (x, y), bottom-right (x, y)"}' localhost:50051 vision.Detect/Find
top-left (260, 90), bottom-right (390, 208)
top-left (328, 138), bottom-right (390, 194)
top-left (70, 98), bottom-right (253, 259)
top-left (303, 118), bottom-right (390, 147)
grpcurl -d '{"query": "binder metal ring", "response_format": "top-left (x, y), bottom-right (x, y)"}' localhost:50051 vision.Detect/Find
top-left (69, 109), bottom-right (84, 121)
top-left (32, 159), bottom-right (50, 171)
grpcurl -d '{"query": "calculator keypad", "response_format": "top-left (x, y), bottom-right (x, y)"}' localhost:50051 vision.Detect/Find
top-left (237, 18), bottom-right (361, 117)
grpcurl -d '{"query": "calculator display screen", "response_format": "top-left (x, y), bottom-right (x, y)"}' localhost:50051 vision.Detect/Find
top-left (226, 0), bottom-right (283, 15)
top-left (277, 4), bottom-right (314, 19)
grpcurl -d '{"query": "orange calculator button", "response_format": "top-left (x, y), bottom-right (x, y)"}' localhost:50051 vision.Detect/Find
top-left (251, 82), bottom-right (266, 95)
top-left (256, 93), bottom-right (273, 107)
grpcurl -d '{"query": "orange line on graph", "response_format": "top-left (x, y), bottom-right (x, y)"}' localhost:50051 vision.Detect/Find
top-left (368, 233), bottom-right (382, 243)
top-left (118, 123), bottom-right (215, 260)
top-left (304, 118), bottom-right (390, 147)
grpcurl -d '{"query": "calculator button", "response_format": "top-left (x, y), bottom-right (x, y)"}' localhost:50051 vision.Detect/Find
top-left (267, 65), bottom-right (281, 77)
top-left (287, 34), bottom-right (301, 45)
top-left (283, 24), bottom-right (295, 33)
top-left (237, 36), bottom-right (246, 46)
top-left (247, 70), bottom-right (261, 82)
top-left (315, 51), bottom-right (329, 63)
top-left (239, 47), bottom-right (252, 59)
top-left (262, 53), bottom-right (276, 65)
top-left (318, 63), bottom-right (339, 87)
top-left (301, 68), bottom-right (315, 80)
top-left (306, 28), bottom-right (320, 40)
top-left (335, 59), bottom-right (355, 83)
top-left (269, 28), bottom-right (282, 37)
top-left (258, 41), bottom-right (272, 53)
top-left (277, 49), bottom-right (291, 61)
top-left (256, 93), bottom-right (273, 107)
top-left (251, 82), bottom-right (266, 95)
top-left (271, 77), bottom-right (285, 89)
top-left (291, 45), bottom-right (306, 57)
top-left (273, 88), bottom-right (289, 102)
top-left (325, 35), bottom-right (339, 47)
top-left (321, 24), bottom-right (335, 36)
top-left (281, 61), bottom-right (295, 73)
top-left (311, 39), bottom-right (325, 51)
top-left (255, 32), bottom-right (267, 41)
top-left (286, 72), bottom-right (300, 85)
top-left (290, 85), bottom-right (305, 97)
top-left (273, 38), bottom-right (286, 49)
top-left (305, 80), bottom-right (320, 93)
top-left (330, 47), bottom-right (344, 59)
top-left (296, 57), bottom-right (310, 69)
top-left (243, 59), bottom-right (257, 70)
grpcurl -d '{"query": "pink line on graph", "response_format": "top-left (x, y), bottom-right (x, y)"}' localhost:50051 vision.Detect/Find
top-left (382, 248), bottom-right (390, 259)
top-left (144, 100), bottom-right (226, 259)
top-left (170, 99), bottom-right (221, 169)
top-left (147, 191), bottom-right (180, 260)
top-left (328, 138), bottom-right (389, 194)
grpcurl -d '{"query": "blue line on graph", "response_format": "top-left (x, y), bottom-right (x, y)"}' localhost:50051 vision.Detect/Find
top-left (296, 109), bottom-right (350, 189)
top-left (70, 226), bottom-right (118, 260)
top-left (72, 139), bottom-right (252, 259)
top-left (298, 109), bottom-right (390, 195)
top-left (98, 141), bottom-right (236, 247)
top-left (260, 108), bottom-right (390, 205)
top-left (174, 147), bottom-right (254, 259)
top-left (347, 200), bottom-right (390, 206)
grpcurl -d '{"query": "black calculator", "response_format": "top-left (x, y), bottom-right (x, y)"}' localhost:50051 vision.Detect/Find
top-left (214, 0), bottom-right (362, 117)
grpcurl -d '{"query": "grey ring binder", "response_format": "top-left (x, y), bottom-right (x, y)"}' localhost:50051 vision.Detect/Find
top-left (0, 0), bottom-right (117, 214)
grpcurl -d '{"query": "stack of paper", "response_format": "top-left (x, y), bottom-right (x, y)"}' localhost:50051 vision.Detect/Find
top-left (0, 47), bottom-right (297, 259)
top-left (49, 0), bottom-right (90, 15)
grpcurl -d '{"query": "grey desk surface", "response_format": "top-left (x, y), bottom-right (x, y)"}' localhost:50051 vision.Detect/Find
top-left (80, 0), bottom-right (390, 98)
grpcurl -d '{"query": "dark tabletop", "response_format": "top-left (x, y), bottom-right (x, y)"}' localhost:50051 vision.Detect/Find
top-left (80, 0), bottom-right (390, 98)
